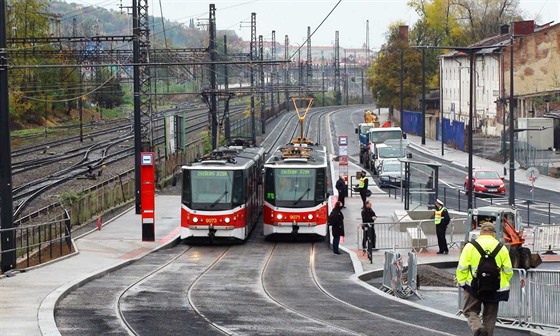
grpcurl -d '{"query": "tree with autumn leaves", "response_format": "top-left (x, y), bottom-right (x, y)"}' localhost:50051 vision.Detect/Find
top-left (368, 0), bottom-right (524, 110)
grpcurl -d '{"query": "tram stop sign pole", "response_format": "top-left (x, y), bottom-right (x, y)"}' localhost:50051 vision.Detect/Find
top-left (526, 167), bottom-right (539, 203)
top-left (140, 152), bottom-right (155, 241)
top-left (338, 135), bottom-right (348, 182)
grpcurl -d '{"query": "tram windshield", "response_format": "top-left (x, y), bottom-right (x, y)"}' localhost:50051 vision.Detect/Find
top-left (265, 167), bottom-right (326, 208)
top-left (182, 170), bottom-right (244, 210)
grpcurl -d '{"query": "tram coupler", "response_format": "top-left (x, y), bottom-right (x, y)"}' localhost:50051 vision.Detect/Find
top-left (208, 226), bottom-right (217, 239)
top-left (291, 222), bottom-right (300, 234)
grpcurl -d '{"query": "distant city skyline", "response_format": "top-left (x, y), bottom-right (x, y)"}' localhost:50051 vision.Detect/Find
top-left (67, 0), bottom-right (559, 49)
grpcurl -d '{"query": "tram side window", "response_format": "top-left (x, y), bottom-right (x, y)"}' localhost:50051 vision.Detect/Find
top-left (315, 168), bottom-right (326, 202)
top-left (182, 170), bottom-right (191, 207)
top-left (264, 169), bottom-right (275, 204)
top-left (232, 170), bottom-right (244, 206)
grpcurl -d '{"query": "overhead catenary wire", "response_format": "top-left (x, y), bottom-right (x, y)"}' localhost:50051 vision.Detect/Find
top-left (289, 0), bottom-right (342, 60)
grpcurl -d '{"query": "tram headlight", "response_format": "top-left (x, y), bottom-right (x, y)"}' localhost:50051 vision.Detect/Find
top-left (307, 214), bottom-right (314, 220)
top-left (224, 217), bottom-right (231, 223)
top-left (276, 214), bottom-right (283, 220)
top-left (192, 217), bottom-right (199, 223)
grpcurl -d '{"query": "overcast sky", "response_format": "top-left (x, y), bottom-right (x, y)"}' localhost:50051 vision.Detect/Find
top-left (71, 0), bottom-right (559, 49)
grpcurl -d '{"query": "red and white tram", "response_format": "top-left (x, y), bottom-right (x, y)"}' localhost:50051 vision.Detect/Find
top-left (180, 144), bottom-right (265, 241)
top-left (263, 140), bottom-right (329, 237)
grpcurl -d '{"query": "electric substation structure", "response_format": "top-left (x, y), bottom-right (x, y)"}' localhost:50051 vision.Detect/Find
top-left (334, 30), bottom-right (341, 105)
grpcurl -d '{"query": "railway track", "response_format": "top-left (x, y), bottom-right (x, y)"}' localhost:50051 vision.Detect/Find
top-left (9, 104), bottom-right (252, 221)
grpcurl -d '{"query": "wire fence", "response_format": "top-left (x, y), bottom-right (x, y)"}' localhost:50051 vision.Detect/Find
top-left (457, 268), bottom-right (560, 330)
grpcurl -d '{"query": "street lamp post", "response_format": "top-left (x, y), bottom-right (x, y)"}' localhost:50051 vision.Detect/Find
top-left (467, 51), bottom-right (475, 210)
top-left (508, 36), bottom-right (516, 206)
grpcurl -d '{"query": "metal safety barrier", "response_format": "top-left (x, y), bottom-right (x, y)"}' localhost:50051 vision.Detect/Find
top-left (381, 251), bottom-right (417, 299)
top-left (457, 268), bottom-right (560, 330)
top-left (533, 224), bottom-right (560, 254)
top-left (356, 219), bottom-right (465, 252)
top-left (407, 252), bottom-right (420, 298)
top-left (526, 269), bottom-right (560, 329)
top-left (498, 269), bottom-right (527, 326)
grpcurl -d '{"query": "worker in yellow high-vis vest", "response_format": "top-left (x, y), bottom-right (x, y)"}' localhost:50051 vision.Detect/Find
top-left (434, 199), bottom-right (450, 254)
top-left (456, 222), bottom-right (513, 336)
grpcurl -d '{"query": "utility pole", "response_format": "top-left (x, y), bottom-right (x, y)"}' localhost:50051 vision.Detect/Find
top-left (223, 34), bottom-right (230, 141)
top-left (271, 30), bottom-right (276, 116)
top-left (259, 35), bottom-right (265, 133)
top-left (322, 51), bottom-right (325, 106)
top-left (334, 31), bottom-right (341, 105)
top-left (400, 49), bottom-right (404, 127)
top-left (223, 35), bottom-right (228, 92)
top-left (73, 18), bottom-right (84, 143)
top-left (361, 67), bottom-right (364, 104)
top-left (509, 36), bottom-right (516, 206)
top-left (209, 4), bottom-right (218, 149)
top-left (421, 47), bottom-right (426, 145)
top-left (250, 13), bottom-right (256, 145)
top-left (306, 26), bottom-right (312, 89)
top-left (284, 35), bottom-right (289, 112)
top-left (467, 51), bottom-right (475, 210)
top-left (0, 0), bottom-right (16, 272)
top-left (131, 0), bottom-right (153, 214)
top-left (366, 20), bottom-right (370, 67)
top-left (344, 49), bottom-right (348, 106)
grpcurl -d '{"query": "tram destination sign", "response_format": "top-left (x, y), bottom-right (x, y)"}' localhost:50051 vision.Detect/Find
top-left (278, 169), bottom-right (312, 175)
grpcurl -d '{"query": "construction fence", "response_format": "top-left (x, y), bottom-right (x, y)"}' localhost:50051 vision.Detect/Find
top-left (533, 224), bottom-right (560, 254)
top-left (457, 269), bottom-right (560, 330)
top-left (380, 251), bottom-right (419, 299)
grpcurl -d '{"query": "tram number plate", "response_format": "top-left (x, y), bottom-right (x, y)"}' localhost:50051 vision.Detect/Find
top-left (205, 218), bottom-right (217, 224)
top-left (289, 215), bottom-right (301, 221)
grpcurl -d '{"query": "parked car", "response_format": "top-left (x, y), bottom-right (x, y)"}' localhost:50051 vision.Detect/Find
top-left (464, 169), bottom-right (506, 196)
top-left (377, 159), bottom-right (405, 188)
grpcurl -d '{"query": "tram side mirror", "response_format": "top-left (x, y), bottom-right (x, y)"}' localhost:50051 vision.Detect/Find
top-left (171, 173), bottom-right (178, 187)
top-left (372, 154), bottom-right (377, 160)
top-left (355, 128), bottom-right (358, 134)
top-left (402, 133), bottom-right (407, 139)
top-left (326, 192), bottom-right (330, 198)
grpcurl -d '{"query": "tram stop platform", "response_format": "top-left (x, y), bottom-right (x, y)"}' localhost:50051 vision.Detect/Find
top-left (0, 196), bottom-right (182, 336)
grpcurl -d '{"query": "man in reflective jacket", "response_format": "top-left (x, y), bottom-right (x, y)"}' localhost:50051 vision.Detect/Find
top-left (434, 199), bottom-right (450, 254)
top-left (456, 222), bottom-right (513, 336)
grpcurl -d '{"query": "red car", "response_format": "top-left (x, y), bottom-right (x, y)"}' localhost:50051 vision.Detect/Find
top-left (464, 169), bottom-right (506, 195)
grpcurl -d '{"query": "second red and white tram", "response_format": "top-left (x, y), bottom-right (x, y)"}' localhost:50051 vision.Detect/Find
top-left (263, 140), bottom-right (329, 237)
top-left (180, 144), bottom-right (265, 241)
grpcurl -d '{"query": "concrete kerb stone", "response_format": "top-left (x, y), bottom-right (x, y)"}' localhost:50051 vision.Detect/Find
top-left (38, 235), bottom-right (181, 336)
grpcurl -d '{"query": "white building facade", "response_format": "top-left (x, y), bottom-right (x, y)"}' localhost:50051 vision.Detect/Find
top-left (439, 47), bottom-right (503, 136)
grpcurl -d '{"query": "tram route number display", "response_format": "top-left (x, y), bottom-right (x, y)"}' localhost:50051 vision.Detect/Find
top-left (195, 171), bottom-right (229, 177)
top-left (278, 169), bottom-right (312, 175)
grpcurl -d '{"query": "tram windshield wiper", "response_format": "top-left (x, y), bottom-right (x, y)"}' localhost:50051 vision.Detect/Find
top-left (293, 188), bottom-right (311, 205)
top-left (210, 190), bottom-right (228, 208)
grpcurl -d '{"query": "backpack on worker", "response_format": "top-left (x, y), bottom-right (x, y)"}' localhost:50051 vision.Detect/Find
top-left (469, 240), bottom-right (503, 298)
